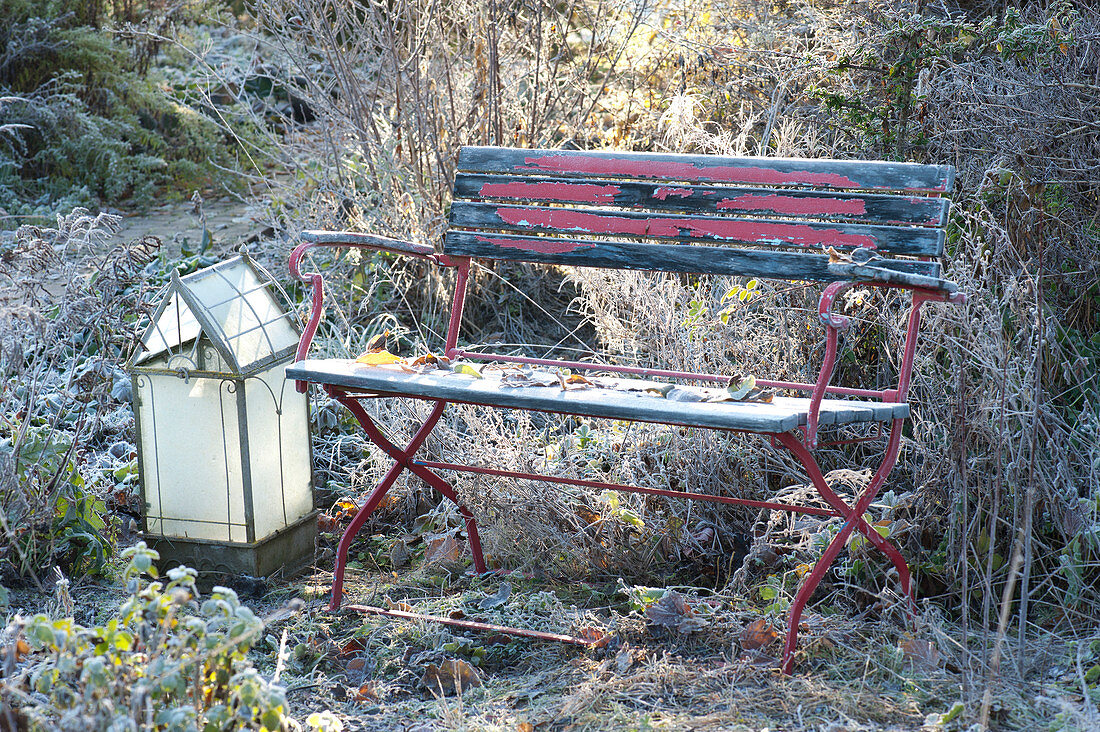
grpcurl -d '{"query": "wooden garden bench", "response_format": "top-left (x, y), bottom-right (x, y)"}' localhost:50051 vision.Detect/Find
top-left (286, 146), bottom-right (964, 673)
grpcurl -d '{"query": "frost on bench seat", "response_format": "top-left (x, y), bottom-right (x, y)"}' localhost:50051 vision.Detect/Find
top-left (286, 359), bottom-right (908, 435)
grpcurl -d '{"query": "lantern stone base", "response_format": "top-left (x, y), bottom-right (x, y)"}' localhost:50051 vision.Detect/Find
top-left (146, 511), bottom-right (318, 582)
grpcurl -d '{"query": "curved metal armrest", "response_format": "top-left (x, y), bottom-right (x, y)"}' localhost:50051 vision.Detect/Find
top-left (288, 230), bottom-right (456, 392)
top-left (806, 277), bottom-right (966, 447)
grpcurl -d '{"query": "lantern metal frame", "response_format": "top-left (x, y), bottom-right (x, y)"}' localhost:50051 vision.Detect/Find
top-left (128, 252), bottom-right (316, 578)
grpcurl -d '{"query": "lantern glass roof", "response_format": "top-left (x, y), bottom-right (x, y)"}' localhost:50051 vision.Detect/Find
top-left (132, 254), bottom-right (299, 374)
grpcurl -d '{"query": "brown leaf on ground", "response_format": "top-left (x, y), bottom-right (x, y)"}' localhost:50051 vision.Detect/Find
top-left (741, 618), bottom-right (780, 650)
top-left (338, 638), bottom-right (365, 658)
top-left (354, 681), bottom-right (380, 702)
top-left (517, 723), bottom-right (535, 732)
top-left (646, 591), bottom-right (708, 633)
top-left (383, 597), bottom-right (415, 613)
top-left (577, 627), bottom-right (611, 648)
top-left (390, 540), bottom-right (411, 569)
top-left (899, 635), bottom-right (941, 670)
top-left (424, 533), bottom-right (463, 564)
top-left (576, 506), bottom-right (601, 525)
top-left (419, 659), bottom-right (482, 695)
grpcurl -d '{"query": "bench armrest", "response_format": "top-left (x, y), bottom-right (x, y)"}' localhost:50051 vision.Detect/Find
top-left (288, 230), bottom-right (453, 392)
top-left (826, 262), bottom-right (960, 295)
top-left (805, 277), bottom-right (965, 448)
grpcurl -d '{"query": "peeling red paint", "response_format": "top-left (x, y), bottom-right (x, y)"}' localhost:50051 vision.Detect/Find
top-left (521, 154), bottom-right (862, 188)
top-left (478, 181), bottom-right (621, 204)
top-left (495, 208), bottom-right (878, 248)
top-left (652, 186), bottom-right (694, 200)
top-left (480, 235), bottom-right (596, 255)
top-left (717, 193), bottom-right (867, 217)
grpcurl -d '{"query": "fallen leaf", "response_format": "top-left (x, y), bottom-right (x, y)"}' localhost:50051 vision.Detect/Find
top-left (899, 635), bottom-right (940, 670)
top-left (517, 723), bottom-right (535, 732)
top-left (478, 582), bottom-right (512, 610)
top-left (643, 383), bottom-right (675, 397)
top-left (419, 659), bottom-right (481, 695)
top-left (390, 540), bottom-right (411, 569)
top-left (338, 638), bottom-right (366, 657)
top-left (557, 371), bottom-right (594, 390)
top-left (646, 590), bottom-right (707, 633)
top-left (727, 374), bottom-right (757, 400)
top-left (318, 513), bottom-right (338, 533)
top-left (666, 387), bottom-right (706, 402)
top-left (614, 646), bottom-right (634, 674)
top-left (364, 330), bottom-right (390, 353)
top-left (448, 609), bottom-right (467, 620)
top-left (826, 245), bottom-right (852, 264)
top-left (451, 362), bottom-right (484, 379)
top-left (355, 350), bottom-right (405, 366)
top-left (424, 533), bottom-right (463, 564)
top-left (384, 597), bottom-right (415, 613)
top-left (745, 387), bottom-right (775, 403)
top-left (346, 657), bottom-right (367, 671)
top-left (741, 618), bottom-right (779, 650)
top-left (354, 681), bottom-right (380, 701)
top-left (576, 506), bottom-right (601, 525)
top-left (410, 353), bottom-right (451, 370)
top-left (577, 627), bottom-right (611, 648)
top-left (2, 638), bottom-right (31, 663)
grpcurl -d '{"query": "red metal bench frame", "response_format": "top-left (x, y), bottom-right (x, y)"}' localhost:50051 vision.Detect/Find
top-left (288, 147), bottom-right (965, 673)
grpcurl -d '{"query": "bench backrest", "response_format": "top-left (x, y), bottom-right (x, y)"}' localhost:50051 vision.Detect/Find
top-left (444, 147), bottom-right (953, 281)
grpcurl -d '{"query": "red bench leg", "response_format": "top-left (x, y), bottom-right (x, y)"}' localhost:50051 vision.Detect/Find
top-left (775, 419), bottom-right (912, 673)
top-left (327, 391), bottom-right (486, 608)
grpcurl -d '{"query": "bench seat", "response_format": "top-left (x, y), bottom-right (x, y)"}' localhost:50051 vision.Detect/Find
top-left (287, 359), bottom-right (909, 434)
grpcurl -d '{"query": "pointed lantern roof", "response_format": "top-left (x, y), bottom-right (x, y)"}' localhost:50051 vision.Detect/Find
top-left (131, 253), bottom-right (300, 375)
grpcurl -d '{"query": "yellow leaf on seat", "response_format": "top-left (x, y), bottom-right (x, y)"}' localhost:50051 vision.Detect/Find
top-left (355, 350), bottom-right (405, 366)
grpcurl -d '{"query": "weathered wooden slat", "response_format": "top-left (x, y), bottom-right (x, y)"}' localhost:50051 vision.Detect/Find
top-left (444, 232), bottom-right (943, 281)
top-left (285, 360), bottom-right (909, 432)
top-left (454, 174), bottom-right (949, 227)
top-left (449, 202), bottom-right (945, 256)
top-left (457, 147), bottom-right (955, 193)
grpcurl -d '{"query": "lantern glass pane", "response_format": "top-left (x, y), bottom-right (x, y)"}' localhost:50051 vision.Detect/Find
top-left (137, 374), bottom-right (247, 542)
top-left (245, 363), bottom-right (313, 540)
top-left (134, 292), bottom-right (201, 367)
top-left (185, 261), bottom-right (299, 372)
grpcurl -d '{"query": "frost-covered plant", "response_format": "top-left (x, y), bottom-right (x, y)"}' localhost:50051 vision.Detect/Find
top-left (10, 543), bottom-right (291, 731)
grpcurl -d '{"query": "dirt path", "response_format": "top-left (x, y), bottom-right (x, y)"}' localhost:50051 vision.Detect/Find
top-left (112, 194), bottom-right (268, 259)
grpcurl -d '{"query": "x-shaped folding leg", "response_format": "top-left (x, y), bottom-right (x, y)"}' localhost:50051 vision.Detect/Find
top-left (774, 419), bottom-right (914, 673)
top-left (326, 387), bottom-right (486, 609)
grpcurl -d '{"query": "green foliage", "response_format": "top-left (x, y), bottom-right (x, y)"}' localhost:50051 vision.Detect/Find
top-left (811, 6), bottom-right (1078, 158)
top-left (0, 1), bottom-right (237, 217)
top-left (15, 542), bottom-right (291, 731)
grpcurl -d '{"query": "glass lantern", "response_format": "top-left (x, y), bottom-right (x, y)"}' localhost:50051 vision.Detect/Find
top-left (128, 253), bottom-right (315, 578)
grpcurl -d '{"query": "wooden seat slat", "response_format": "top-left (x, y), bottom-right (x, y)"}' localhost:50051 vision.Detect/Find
top-left (453, 174), bottom-right (950, 227)
top-left (458, 146), bottom-right (955, 193)
top-left (444, 231), bottom-right (943, 281)
top-left (449, 202), bottom-right (945, 257)
top-left (285, 360), bottom-right (909, 434)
